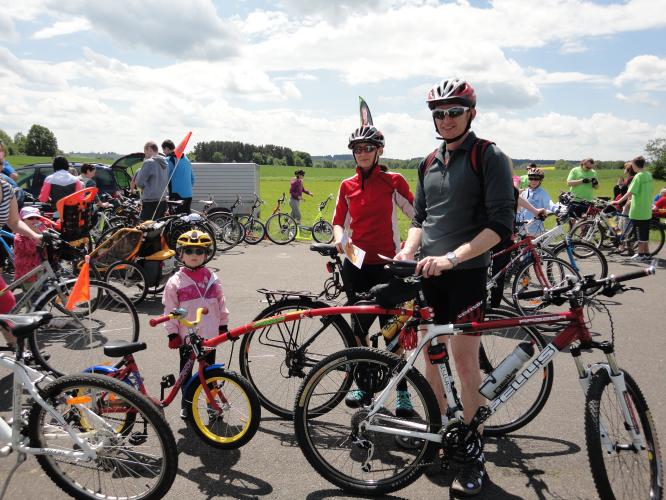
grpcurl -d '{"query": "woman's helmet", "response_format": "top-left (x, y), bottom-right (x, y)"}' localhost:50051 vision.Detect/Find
top-left (426, 79), bottom-right (476, 110)
top-left (348, 125), bottom-right (385, 149)
top-left (176, 230), bottom-right (213, 250)
top-left (527, 167), bottom-right (545, 180)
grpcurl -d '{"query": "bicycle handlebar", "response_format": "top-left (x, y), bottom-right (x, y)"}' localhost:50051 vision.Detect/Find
top-left (514, 265), bottom-right (656, 300)
top-left (149, 307), bottom-right (209, 327)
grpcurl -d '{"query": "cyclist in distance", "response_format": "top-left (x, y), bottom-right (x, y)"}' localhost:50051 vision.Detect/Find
top-left (332, 122), bottom-right (416, 417)
top-left (518, 167), bottom-right (555, 235)
top-left (289, 169), bottom-right (313, 224)
top-left (395, 78), bottom-right (515, 496)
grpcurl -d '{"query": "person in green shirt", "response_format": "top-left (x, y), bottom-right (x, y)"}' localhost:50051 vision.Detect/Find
top-left (611, 155), bottom-right (653, 261)
top-left (567, 158), bottom-right (598, 207)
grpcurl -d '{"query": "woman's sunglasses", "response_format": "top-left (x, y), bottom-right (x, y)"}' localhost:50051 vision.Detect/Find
top-left (182, 248), bottom-right (206, 256)
top-left (353, 144), bottom-right (378, 154)
top-left (432, 107), bottom-right (469, 120)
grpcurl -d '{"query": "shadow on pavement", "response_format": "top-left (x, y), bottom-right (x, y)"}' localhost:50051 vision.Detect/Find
top-left (176, 425), bottom-right (273, 499)
top-left (255, 416), bottom-right (299, 447)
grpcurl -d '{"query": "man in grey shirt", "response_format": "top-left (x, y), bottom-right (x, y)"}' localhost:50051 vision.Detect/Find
top-left (396, 78), bottom-right (515, 496)
top-left (132, 141), bottom-right (169, 221)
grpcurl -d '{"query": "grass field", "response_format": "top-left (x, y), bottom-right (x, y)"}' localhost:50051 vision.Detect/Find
top-left (9, 156), bottom-right (663, 240)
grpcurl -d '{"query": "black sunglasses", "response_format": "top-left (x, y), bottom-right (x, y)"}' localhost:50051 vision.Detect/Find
top-left (353, 144), bottom-right (378, 154)
top-left (182, 247), bottom-right (206, 256)
top-left (432, 107), bottom-right (469, 120)
top-left (528, 176), bottom-right (543, 181)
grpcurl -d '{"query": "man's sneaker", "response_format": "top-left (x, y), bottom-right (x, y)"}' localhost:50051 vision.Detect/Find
top-left (180, 408), bottom-right (188, 420)
top-left (345, 389), bottom-right (370, 408)
top-left (395, 390), bottom-right (416, 418)
top-left (451, 456), bottom-right (486, 496)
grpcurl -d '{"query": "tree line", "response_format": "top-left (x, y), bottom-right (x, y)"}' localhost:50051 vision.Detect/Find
top-left (0, 124), bottom-right (58, 156)
top-left (192, 141), bottom-right (313, 167)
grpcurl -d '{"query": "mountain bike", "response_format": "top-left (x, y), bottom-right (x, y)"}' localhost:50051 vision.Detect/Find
top-left (297, 194), bottom-right (334, 243)
top-left (240, 244), bottom-right (551, 435)
top-left (0, 312), bottom-right (177, 500)
top-left (237, 194), bottom-right (267, 245)
top-left (5, 235), bottom-right (139, 377)
top-left (265, 193), bottom-right (298, 245)
top-left (292, 260), bottom-right (661, 498)
top-left (197, 195), bottom-right (244, 251)
top-left (86, 307), bottom-right (261, 449)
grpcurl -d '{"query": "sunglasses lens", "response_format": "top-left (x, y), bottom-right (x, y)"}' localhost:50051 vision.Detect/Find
top-left (353, 145), bottom-right (376, 154)
top-left (448, 107), bottom-right (465, 118)
top-left (433, 107), bottom-right (467, 120)
top-left (183, 248), bottom-right (205, 255)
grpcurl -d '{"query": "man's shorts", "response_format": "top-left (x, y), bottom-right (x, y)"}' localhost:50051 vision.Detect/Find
top-left (421, 267), bottom-right (487, 333)
top-left (632, 218), bottom-right (650, 242)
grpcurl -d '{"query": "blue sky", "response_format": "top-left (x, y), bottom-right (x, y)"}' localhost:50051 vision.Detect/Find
top-left (1, 0), bottom-right (666, 160)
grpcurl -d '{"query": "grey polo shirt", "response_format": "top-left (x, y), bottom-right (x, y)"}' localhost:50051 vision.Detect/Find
top-left (412, 131), bottom-right (515, 269)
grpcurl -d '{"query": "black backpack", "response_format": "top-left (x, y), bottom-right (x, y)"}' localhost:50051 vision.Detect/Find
top-left (420, 138), bottom-right (494, 187)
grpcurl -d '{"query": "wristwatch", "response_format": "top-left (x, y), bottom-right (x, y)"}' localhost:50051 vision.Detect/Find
top-left (446, 251), bottom-right (460, 268)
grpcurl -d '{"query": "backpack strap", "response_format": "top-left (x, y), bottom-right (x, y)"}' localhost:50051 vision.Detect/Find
top-left (469, 138), bottom-right (494, 177)
top-left (420, 149), bottom-right (438, 176)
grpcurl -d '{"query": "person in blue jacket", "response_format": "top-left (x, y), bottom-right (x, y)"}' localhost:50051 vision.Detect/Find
top-left (162, 139), bottom-right (195, 214)
top-left (517, 167), bottom-right (555, 234)
top-left (0, 142), bottom-right (19, 181)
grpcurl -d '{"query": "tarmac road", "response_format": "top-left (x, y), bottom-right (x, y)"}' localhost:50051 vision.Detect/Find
top-left (1, 241), bottom-right (665, 499)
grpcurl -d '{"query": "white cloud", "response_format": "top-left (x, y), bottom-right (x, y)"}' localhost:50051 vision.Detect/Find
top-left (32, 17), bottom-right (92, 39)
top-left (0, 12), bottom-right (19, 41)
top-left (528, 68), bottom-right (608, 86)
top-left (615, 55), bottom-right (666, 91)
top-left (616, 92), bottom-right (660, 107)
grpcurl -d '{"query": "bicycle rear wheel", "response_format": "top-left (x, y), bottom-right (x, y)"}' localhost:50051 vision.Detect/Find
top-left (29, 280), bottom-right (140, 376)
top-left (550, 240), bottom-right (608, 282)
top-left (585, 368), bottom-right (662, 500)
top-left (238, 299), bottom-right (356, 419)
top-left (312, 220), bottom-right (334, 243)
top-left (571, 220), bottom-right (606, 249)
top-left (29, 373), bottom-right (178, 500)
top-left (241, 219), bottom-right (266, 245)
top-left (480, 308), bottom-right (554, 436)
top-left (265, 213), bottom-right (297, 244)
top-left (104, 260), bottom-right (148, 305)
top-left (294, 347), bottom-right (440, 495)
top-left (207, 212), bottom-right (243, 251)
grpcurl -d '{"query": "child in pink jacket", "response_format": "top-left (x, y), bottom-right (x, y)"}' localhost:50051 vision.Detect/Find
top-left (13, 206), bottom-right (48, 292)
top-left (161, 229), bottom-right (229, 419)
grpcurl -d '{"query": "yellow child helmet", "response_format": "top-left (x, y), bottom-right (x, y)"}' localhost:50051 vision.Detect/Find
top-left (176, 230), bottom-right (213, 250)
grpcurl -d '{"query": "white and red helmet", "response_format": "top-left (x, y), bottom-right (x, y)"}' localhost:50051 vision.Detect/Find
top-left (426, 79), bottom-right (477, 109)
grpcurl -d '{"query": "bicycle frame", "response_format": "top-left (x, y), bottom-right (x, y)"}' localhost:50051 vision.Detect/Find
top-left (300, 194), bottom-right (333, 232)
top-left (0, 353), bottom-right (97, 459)
top-left (0, 229), bottom-right (14, 262)
top-left (487, 233), bottom-right (548, 291)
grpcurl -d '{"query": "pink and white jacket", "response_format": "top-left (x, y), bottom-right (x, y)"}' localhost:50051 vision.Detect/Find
top-left (161, 267), bottom-right (229, 341)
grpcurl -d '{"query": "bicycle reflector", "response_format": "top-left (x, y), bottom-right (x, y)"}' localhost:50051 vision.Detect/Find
top-left (326, 262), bottom-right (335, 273)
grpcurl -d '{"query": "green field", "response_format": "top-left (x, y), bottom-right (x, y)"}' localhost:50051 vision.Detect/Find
top-left (9, 156), bottom-right (663, 240)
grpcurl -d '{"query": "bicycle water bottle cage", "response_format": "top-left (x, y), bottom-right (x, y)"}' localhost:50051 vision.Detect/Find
top-left (353, 362), bottom-right (391, 395)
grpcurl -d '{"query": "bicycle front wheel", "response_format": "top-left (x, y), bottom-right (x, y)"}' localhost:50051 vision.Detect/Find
top-left (265, 213), bottom-right (297, 244)
top-left (242, 219), bottom-right (266, 245)
top-left (585, 368), bottom-right (663, 500)
top-left (29, 373), bottom-right (178, 500)
top-left (480, 308), bottom-right (554, 436)
top-left (185, 367), bottom-right (261, 449)
top-left (207, 212), bottom-right (243, 251)
top-left (239, 299), bottom-right (356, 419)
top-left (29, 280), bottom-right (140, 376)
top-left (550, 240), bottom-right (608, 282)
top-left (104, 261), bottom-right (148, 305)
top-left (312, 220), bottom-right (334, 244)
top-left (571, 220), bottom-right (606, 249)
top-left (294, 347), bottom-right (440, 496)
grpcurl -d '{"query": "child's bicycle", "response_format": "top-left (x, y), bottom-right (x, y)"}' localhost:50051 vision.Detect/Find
top-left (296, 194), bottom-right (334, 243)
top-left (292, 259), bottom-right (661, 498)
top-left (87, 307), bottom-right (261, 449)
top-left (0, 312), bottom-right (177, 500)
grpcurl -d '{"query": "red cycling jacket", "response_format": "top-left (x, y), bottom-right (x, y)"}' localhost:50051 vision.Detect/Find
top-left (333, 166), bottom-right (414, 264)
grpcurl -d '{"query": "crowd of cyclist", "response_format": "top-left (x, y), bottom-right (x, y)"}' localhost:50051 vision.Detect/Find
top-left (1, 76), bottom-right (664, 497)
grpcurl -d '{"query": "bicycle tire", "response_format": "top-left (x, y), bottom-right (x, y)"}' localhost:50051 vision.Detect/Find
top-left (239, 298), bottom-right (356, 419)
top-left (294, 347), bottom-right (440, 495)
top-left (243, 219), bottom-right (266, 245)
top-left (571, 220), bottom-right (606, 249)
top-left (184, 367), bottom-right (261, 449)
top-left (312, 220), bottom-right (334, 244)
top-left (550, 240), bottom-right (608, 282)
top-left (104, 260), bottom-right (148, 305)
top-left (82, 366), bottom-right (137, 433)
top-left (29, 280), bottom-right (140, 376)
top-left (207, 212), bottom-right (243, 251)
top-left (265, 213), bottom-right (298, 244)
top-left (585, 368), bottom-right (663, 500)
top-left (29, 373), bottom-right (178, 500)
top-left (646, 219), bottom-right (665, 256)
top-left (480, 308), bottom-right (554, 436)
top-left (511, 256), bottom-right (581, 328)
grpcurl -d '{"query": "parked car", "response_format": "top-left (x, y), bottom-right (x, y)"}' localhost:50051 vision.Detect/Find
top-left (16, 153), bottom-right (145, 199)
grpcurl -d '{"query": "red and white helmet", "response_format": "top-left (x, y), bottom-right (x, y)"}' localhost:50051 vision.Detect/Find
top-left (426, 79), bottom-right (476, 109)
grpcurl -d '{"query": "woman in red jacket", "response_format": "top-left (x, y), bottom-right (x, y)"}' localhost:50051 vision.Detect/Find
top-left (332, 125), bottom-right (415, 416)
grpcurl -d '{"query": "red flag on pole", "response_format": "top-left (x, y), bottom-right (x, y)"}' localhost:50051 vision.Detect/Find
top-left (66, 257), bottom-right (90, 310)
top-left (174, 131), bottom-right (192, 159)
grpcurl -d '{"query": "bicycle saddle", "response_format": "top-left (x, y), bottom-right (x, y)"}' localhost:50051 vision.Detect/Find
top-left (103, 340), bottom-right (148, 358)
top-left (166, 199), bottom-right (184, 205)
top-left (310, 243), bottom-right (338, 257)
top-left (0, 312), bottom-right (52, 339)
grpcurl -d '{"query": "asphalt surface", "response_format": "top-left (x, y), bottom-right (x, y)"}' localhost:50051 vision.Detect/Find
top-left (2, 241), bottom-right (665, 499)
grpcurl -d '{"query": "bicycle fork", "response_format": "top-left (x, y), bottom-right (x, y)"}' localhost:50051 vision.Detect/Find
top-left (572, 345), bottom-right (646, 454)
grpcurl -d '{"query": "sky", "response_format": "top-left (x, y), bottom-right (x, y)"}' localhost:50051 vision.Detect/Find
top-left (1, 0), bottom-right (666, 161)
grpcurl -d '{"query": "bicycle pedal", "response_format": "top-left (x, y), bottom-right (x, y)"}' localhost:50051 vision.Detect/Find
top-left (160, 374), bottom-right (175, 389)
top-left (128, 432), bottom-right (148, 446)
